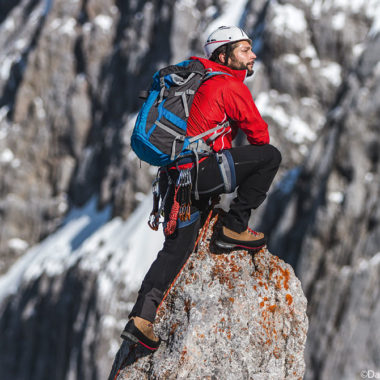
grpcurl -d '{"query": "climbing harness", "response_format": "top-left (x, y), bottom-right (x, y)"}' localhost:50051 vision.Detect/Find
top-left (147, 148), bottom-right (236, 235)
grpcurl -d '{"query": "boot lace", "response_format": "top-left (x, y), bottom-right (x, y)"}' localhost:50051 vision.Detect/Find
top-left (247, 227), bottom-right (260, 236)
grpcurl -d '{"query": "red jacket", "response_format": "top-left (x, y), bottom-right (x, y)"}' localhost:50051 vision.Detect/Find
top-left (187, 57), bottom-right (269, 152)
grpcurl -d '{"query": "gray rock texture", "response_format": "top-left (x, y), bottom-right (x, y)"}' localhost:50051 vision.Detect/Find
top-left (110, 213), bottom-right (308, 380)
top-left (1, 0), bottom-right (375, 274)
top-left (0, 0), bottom-right (156, 273)
top-left (260, 27), bottom-right (380, 380)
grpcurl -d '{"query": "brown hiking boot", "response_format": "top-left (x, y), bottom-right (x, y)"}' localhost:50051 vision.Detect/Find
top-left (215, 226), bottom-right (267, 250)
top-left (121, 316), bottom-right (160, 350)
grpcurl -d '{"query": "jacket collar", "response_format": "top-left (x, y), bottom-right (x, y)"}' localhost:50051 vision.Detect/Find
top-left (190, 56), bottom-right (247, 82)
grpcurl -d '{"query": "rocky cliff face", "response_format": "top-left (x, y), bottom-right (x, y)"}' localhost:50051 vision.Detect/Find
top-left (0, 196), bottom-right (164, 380)
top-left (260, 27), bottom-right (380, 379)
top-left (0, 0), bottom-right (159, 272)
top-left (2, 0), bottom-right (375, 272)
top-left (109, 212), bottom-right (308, 380)
top-left (0, 0), bottom-right (379, 379)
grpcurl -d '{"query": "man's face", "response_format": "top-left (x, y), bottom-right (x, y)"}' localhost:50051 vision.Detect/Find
top-left (227, 41), bottom-right (256, 77)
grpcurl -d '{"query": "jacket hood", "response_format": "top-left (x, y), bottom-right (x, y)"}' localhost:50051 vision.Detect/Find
top-left (190, 56), bottom-right (247, 82)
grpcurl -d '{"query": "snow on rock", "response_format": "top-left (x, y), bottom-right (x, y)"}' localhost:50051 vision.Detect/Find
top-left (328, 191), bottom-right (344, 204)
top-left (319, 61), bottom-right (342, 87)
top-left (0, 54), bottom-right (20, 81)
top-left (331, 12), bottom-right (346, 31)
top-left (283, 53), bottom-right (301, 65)
top-left (110, 212), bottom-right (308, 380)
top-left (204, 0), bottom-right (249, 39)
top-left (0, 193), bottom-right (165, 379)
top-left (0, 148), bottom-right (14, 163)
top-left (271, 3), bottom-right (307, 36)
top-left (256, 92), bottom-right (317, 145)
top-left (78, 193), bottom-right (165, 292)
top-left (307, 0), bottom-right (380, 37)
top-left (7, 238), bottom-right (29, 253)
top-left (0, 197), bottom-right (107, 303)
top-left (0, 195), bottom-right (163, 307)
top-left (59, 18), bottom-right (77, 35)
top-left (369, 11), bottom-right (380, 36)
top-left (94, 15), bottom-right (114, 31)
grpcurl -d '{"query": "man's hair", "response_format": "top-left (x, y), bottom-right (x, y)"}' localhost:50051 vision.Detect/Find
top-left (209, 40), bottom-right (250, 65)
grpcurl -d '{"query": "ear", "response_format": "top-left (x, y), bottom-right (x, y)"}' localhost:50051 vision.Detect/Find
top-left (218, 52), bottom-right (226, 64)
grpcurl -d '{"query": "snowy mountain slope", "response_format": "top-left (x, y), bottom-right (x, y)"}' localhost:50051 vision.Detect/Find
top-left (0, 194), bottom-right (165, 303)
top-left (0, 194), bottom-right (164, 379)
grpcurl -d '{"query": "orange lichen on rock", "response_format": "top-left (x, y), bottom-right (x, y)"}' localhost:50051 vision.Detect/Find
top-left (170, 322), bottom-right (179, 335)
top-left (282, 268), bottom-right (290, 290)
top-left (210, 260), bottom-right (235, 289)
top-left (179, 347), bottom-right (187, 364)
top-left (116, 214), bottom-right (309, 380)
top-left (269, 257), bottom-right (291, 291)
top-left (286, 294), bottom-right (293, 305)
top-left (273, 346), bottom-right (281, 359)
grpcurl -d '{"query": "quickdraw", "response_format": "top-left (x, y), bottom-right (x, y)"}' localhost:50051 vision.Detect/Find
top-left (147, 175), bottom-right (161, 230)
top-left (164, 185), bottom-right (180, 236)
top-left (148, 169), bottom-right (171, 231)
top-left (164, 169), bottom-right (192, 236)
top-left (177, 169), bottom-right (192, 222)
top-left (148, 167), bottom-right (193, 236)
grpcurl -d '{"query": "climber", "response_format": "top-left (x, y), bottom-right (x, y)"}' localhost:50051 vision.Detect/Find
top-left (121, 26), bottom-right (282, 350)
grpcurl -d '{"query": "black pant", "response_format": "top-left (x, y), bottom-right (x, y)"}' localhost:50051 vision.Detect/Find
top-left (129, 144), bottom-right (281, 322)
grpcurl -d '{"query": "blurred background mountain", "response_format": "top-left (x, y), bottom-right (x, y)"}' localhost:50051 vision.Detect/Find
top-left (0, 0), bottom-right (379, 379)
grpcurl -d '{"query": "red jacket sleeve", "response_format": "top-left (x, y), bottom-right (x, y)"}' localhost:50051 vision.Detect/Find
top-left (222, 79), bottom-right (269, 145)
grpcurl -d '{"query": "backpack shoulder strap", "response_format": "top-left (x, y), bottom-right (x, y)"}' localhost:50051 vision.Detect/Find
top-left (203, 70), bottom-right (233, 81)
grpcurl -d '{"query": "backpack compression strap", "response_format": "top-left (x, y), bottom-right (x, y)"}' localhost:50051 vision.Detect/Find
top-left (187, 120), bottom-right (230, 147)
top-left (154, 120), bottom-right (229, 162)
top-left (175, 89), bottom-right (195, 117)
top-left (187, 120), bottom-right (230, 199)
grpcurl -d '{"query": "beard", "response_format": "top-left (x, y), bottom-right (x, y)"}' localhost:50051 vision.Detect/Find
top-left (228, 57), bottom-right (254, 77)
top-left (246, 66), bottom-right (254, 77)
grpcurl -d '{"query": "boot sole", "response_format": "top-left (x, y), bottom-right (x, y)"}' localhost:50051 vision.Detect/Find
top-left (215, 239), bottom-right (265, 251)
top-left (121, 331), bottom-right (139, 343)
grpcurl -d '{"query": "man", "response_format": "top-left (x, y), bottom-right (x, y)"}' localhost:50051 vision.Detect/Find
top-left (121, 26), bottom-right (281, 350)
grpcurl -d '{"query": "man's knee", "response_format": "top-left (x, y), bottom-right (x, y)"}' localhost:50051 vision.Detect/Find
top-left (269, 144), bottom-right (282, 167)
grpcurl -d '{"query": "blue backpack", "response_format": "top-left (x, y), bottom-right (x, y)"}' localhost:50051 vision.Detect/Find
top-left (131, 59), bottom-right (231, 167)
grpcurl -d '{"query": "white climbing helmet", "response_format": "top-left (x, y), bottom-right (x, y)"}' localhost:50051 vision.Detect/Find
top-left (204, 26), bottom-right (252, 58)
